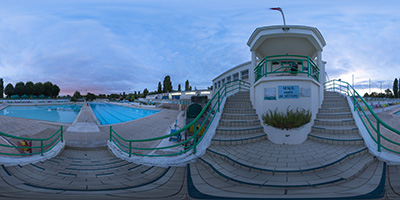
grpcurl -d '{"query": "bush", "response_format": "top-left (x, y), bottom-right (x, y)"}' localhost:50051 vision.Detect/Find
top-left (262, 107), bottom-right (311, 130)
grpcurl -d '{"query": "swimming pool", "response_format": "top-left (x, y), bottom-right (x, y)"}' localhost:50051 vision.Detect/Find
top-left (90, 103), bottom-right (160, 125)
top-left (0, 104), bottom-right (82, 123)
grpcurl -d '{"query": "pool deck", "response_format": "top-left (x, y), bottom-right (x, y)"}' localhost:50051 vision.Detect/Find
top-left (0, 103), bottom-right (179, 151)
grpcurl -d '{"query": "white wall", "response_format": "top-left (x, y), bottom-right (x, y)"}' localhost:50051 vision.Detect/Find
top-left (253, 76), bottom-right (320, 121)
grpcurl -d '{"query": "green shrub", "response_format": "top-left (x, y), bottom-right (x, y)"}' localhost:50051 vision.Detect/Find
top-left (262, 107), bottom-right (311, 130)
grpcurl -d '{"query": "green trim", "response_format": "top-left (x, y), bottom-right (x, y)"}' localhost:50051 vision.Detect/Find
top-left (110, 80), bottom-right (251, 157)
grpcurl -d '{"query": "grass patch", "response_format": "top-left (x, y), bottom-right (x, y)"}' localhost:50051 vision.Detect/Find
top-left (262, 107), bottom-right (311, 130)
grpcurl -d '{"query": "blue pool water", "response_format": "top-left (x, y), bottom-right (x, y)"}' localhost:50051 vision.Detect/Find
top-left (90, 103), bottom-right (160, 125)
top-left (0, 104), bottom-right (82, 123)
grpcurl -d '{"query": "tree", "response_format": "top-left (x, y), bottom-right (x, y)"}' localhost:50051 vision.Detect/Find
top-left (4, 83), bottom-right (15, 98)
top-left (385, 89), bottom-right (393, 98)
top-left (178, 84), bottom-right (181, 91)
top-left (143, 88), bottom-right (149, 98)
top-left (73, 91), bottom-right (81, 99)
top-left (163, 75), bottom-right (172, 93)
top-left (0, 78), bottom-right (3, 98)
top-left (43, 81), bottom-right (53, 97)
top-left (52, 85), bottom-right (60, 98)
top-left (157, 82), bottom-right (162, 93)
top-left (25, 81), bottom-right (34, 97)
top-left (34, 82), bottom-right (44, 96)
top-left (394, 78), bottom-right (399, 98)
top-left (185, 80), bottom-right (190, 91)
top-left (189, 86), bottom-right (192, 91)
top-left (14, 82), bottom-right (25, 97)
top-left (363, 93), bottom-right (369, 98)
top-left (86, 92), bottom-right (96, 101)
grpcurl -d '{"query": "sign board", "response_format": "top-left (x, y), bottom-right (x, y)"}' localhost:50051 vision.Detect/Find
top-left (278, 86), bottom-right (299, 99)
top-left (264, 88), bottom-right (276, 100)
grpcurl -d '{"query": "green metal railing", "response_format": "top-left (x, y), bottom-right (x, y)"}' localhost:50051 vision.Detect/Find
top-left (325, 80), bottom-right (400, 154)
top-left (0, 126), bottom-right (64, 156)
top-left (109, 80), bottom-right (251, 157)
top-left (254, 55), bottom-right (320, 83)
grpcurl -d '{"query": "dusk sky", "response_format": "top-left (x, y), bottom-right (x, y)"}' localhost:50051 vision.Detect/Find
top-left (0, 0), bottom-right (399, 96)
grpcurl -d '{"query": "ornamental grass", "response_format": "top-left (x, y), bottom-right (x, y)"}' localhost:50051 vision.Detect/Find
top-left (262, 107), bottom-right (311, 130)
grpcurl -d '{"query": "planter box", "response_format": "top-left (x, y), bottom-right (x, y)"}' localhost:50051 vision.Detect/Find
top-left (263, 122), bottom-right (312, 144)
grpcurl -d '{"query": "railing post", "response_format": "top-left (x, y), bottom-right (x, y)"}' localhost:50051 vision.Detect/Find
top-left (41, 140), bottom-right (43, 156)
top-left (218, 91), bottom-right (220, 112)
top-left (377, 122), bottom-right (381, 152)
top-left (193, 125), bottom-right (197, 154)
top-left (333, 80), bottom-right (335, 92)
top-left (224, 85), bottom-right (226, 97)
top-left (109, 126), bottom-right (112, 142)
top-left (60, 125), bottom-right (63, 142)
top-left (129, 142), bottom-right (132, 157)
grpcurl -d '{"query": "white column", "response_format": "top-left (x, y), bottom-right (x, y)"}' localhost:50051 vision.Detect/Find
top-left (250, 51), bottom-right (257, 107)
top-left (317, 51), bottom-right (324, 107)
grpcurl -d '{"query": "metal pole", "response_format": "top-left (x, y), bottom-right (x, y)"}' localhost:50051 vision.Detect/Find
top-left (61, 125), bottom-right (63, 142)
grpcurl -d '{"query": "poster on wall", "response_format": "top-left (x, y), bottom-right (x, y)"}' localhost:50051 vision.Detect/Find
top-left (300, 88), bottom-right (311, 97)
top-left (264, 87), bottom-right (276, 100)
top-left (278, 86), bottom-right (299, 99)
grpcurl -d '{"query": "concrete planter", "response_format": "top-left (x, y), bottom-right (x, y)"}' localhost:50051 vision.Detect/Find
top-left (263, 122), bottom-right (312, 144)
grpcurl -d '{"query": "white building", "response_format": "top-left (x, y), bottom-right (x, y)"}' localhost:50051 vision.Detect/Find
top-left (213, 25), bottom-right (326, 121)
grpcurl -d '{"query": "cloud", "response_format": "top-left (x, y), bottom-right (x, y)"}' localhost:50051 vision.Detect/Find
top-left (0, 0), bottom-right (400, 96)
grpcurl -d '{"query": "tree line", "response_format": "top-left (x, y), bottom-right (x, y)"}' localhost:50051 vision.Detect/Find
top-left (364, 78), bottom-right (400, 98)
top-left (1, 79), bottom-right (60, 99)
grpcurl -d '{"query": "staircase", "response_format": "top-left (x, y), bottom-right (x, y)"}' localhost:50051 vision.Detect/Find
top-left (0, 146), bottom-right (186, 199)
top-left (309, 91), bottom-right (364, 145)
top-left (212, 91), bottom-right (267, 145)
top-left (188, 91), bottom-right (386, 199)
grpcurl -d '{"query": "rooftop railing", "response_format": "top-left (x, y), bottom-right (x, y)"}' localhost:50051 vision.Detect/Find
top-left (0, 126), bottom-right (63, 156)
top-left (254, 55), bottom-right (320, 83)
top-left (325, 80), bottom-right (400, 154)
top-left (109, 80), bottom-right (250, 157)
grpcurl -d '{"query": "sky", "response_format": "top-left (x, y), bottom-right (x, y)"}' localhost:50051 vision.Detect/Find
top-left (0, 0), bottom-right (399, 96)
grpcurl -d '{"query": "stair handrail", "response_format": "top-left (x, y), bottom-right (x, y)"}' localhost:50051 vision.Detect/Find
top-left (325, 79), bottom-right (400, 154)
top-left (0, 126), bottom-right (63, 156)
top-left (109, 80), bottom-right (251, 157)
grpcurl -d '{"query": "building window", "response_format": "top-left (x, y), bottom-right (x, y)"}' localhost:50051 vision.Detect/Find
top-left (214, 83), bottom-right (217, 90)
top-left (233, 73), bottom-right (239, 80)
top-left (222, 79), bottom-right (225, 86)
top-left (218, 81), bottom-right (221, 88)
top-left (241, 70), bottom-right (249, 80)
top-left (226, 76), bottom-right (231, 83)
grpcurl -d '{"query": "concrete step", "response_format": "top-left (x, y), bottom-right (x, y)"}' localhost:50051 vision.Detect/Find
top-left (322, 103), bottom-right (350, 108)
top-left (318, 107), bottom-right (350, 113)
top-left (1, 147), bottom-right (186, 195)
top-left (207, 140), bottom-right (367, 173)
top-left (221, 113), bottom-right (259, 120)
top-left (218, 119), bottom-right (261, 127)
top-left (311, 125), bottom-right (359, 134)
top-left (211, 132), bottom-right (267, 145)
top-left (223, 108), bottom-right (256, 114)
top-left (199, 152), bottom-right (374, 187)
top-left (187, 159), bottom-right (385, 199)
top-left (216, 126), bottom-right (264, 135)
top-left (308, 131), bottom-right (364, 145)
top-left (224, 104), bottom-right (254, 109)
top-left (314, 118), bottom-right (355, 126)
top-left (316, 112), bottom-right (353, 119)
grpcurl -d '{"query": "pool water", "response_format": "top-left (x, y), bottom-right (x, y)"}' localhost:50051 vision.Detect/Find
top-left (0, 104), bottom-right (82, 123)
top-left (90, 103), bottom-right (160, 125)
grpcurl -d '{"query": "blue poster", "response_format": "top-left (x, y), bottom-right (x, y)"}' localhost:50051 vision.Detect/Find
top-left (278, 86), bottom-right (299, 99)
